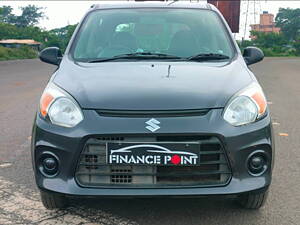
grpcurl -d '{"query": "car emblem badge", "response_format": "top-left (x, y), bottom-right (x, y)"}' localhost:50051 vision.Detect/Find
top-left (145, 118), bottom-right (160, 132)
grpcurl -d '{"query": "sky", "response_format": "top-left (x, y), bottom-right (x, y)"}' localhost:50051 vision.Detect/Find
top-left (1, 0), bottom-right (300, 40)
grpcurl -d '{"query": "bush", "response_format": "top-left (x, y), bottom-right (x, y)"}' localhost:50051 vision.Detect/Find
top-left (258, 47), bottom-right (295, 57)
top-left (293, 40), bottom-right (300, 56)
top-left (237, 37), bottom-right (298, 57)
top-left (0, 46), bottom-right (37, 61)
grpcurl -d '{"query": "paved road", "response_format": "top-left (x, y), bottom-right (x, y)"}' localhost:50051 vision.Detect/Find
top-left (0, 58), bottom-right (299, 225)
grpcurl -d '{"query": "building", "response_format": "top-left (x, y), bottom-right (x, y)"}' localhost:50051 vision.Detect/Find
top-left (208, 0), bottom-right (241, 33)
top-left (250, 11), bottom-right (281, 39)
top-left (0, 39), bottom-right (41, 50)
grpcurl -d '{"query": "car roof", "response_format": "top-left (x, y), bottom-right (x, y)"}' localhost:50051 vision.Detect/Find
top-left (91, 1), bottom-right (212, 11)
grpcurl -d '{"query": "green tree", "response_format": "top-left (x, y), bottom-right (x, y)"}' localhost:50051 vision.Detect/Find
top-left (48, 24), bottom-right (77, 50)
top-left (0, 4), bottom-right (78, 60)
top-left (250, 31), bottom-right (287, 48)
top-left (14, 5), bottom-right (46, 27)
top-left (0, 5), bottom-right (45, 27)
top-left (0, 6), bottom-right (14, 23)
top-left (276, 8), bottom-right (300, 41)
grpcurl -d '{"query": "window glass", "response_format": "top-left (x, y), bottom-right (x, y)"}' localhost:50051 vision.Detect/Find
top-left (73, 9), bottom-right (234, 60)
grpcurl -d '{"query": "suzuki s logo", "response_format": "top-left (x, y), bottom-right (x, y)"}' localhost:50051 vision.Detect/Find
top-left (145, 118), bottom-right (160, 132)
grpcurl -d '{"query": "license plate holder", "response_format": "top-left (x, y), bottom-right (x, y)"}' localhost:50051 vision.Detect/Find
top-left (107, 142), bottom-right (200, 166)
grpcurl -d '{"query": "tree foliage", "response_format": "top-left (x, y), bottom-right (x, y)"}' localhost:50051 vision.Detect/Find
top-left (276, 8), bottom-right (300, 41)
top-left (0, 4), bottom-right (76, 52)
top-left (0, 22), bottom-right (77, 51)
top-left (250, 31), bottom-right (288, 48)
top-left (0, 6), bottom-right (14, 23)
top-left (48, 25), bottom-right (77, 49)
top-left (0, 5), bottom-right (45, 27)
top-left (240, 31), bottom-right (296, 56)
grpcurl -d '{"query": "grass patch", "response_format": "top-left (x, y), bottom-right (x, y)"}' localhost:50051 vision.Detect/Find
top-left (0, 46), bottom-right (37, 61)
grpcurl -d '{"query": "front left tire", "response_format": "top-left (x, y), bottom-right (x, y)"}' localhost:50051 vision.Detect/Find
top-left (237, 189), bottom-right (269, 209)
top-left (40, 190), bottom-right (69, 209)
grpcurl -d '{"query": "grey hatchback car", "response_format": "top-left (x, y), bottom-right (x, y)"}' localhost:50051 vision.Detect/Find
top-left (32, 1), bottom-right (274, 210)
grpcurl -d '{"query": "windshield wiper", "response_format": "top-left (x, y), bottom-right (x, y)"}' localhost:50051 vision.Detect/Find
top-left (88, 52), bottom-right (182, 63)
top-left (187, 53), bottom-right (230, 61)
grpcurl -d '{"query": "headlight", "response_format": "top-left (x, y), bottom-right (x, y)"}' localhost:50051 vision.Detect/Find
top-left (39, 83), bottom-right (83, 127)
top-left (223, 83), bottom-right (267, 126)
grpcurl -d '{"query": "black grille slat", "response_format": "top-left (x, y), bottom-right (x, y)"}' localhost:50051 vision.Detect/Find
top-left (75, 135), bottom-right (232, 188)
top-left (199, 151), bottom-right (223, 155)
top-left (76, 170), bottom-right (231, 176)
top-left (81, 153), bottom-right (106, 156)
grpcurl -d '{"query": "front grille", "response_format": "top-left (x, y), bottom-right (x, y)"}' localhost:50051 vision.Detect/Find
top-left (75, 136), bottom-right (232, 188)
top-left (110, 166), bottom-right (133, 184)
top-left (96, 109), bottom-right (210, 118)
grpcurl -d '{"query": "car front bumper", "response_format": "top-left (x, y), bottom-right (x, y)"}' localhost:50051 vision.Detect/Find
top-left (31, 108), bottom-right (274, 197)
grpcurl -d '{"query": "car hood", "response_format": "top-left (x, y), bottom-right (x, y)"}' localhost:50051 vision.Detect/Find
top-left (53, 58), bottom-right (253, 110)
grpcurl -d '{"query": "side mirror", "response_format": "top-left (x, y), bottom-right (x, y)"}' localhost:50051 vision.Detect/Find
top-left (39, 47), bottom-right (62, 66)
top-left (243, 47), bottom-right (264, 66)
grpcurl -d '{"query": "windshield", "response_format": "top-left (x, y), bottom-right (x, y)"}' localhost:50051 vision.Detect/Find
top-left (72, 8), bottom-right (235, 62)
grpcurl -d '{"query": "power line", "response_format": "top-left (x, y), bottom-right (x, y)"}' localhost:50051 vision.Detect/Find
top-left (258, 0), bottom-right (262, 14)
top-left (243, 0), bottom-right (250, 40)
top-left (254, 0), bottom-right (256, 24)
